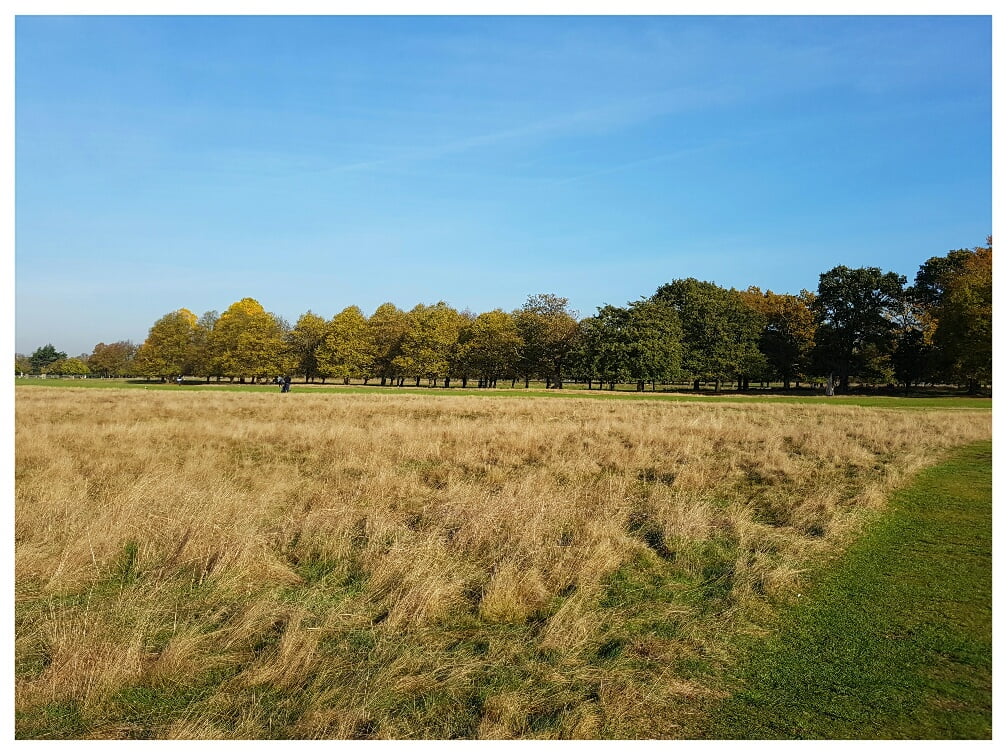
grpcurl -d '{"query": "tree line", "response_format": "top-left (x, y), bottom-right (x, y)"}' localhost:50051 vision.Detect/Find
top-left (17, 238), bottom-right (992, 394)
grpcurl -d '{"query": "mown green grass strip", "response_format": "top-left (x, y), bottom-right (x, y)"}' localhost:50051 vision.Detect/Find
top-left (704, 440), bottom-right (992, 739)
top-left (14, 379), bottom-right (991, 410)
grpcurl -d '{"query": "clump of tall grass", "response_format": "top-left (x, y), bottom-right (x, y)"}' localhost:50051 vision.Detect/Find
top-left (15, 386), bottom-right (990, 738)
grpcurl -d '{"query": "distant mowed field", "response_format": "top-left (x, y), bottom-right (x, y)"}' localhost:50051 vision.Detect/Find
top-left (14, 386), bottom-right (992, 738)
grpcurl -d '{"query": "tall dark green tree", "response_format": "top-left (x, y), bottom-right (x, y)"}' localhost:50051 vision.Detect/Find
top-left (29, 344), bottom-right (67, 373)
top-left (582, 305), bottom-right (632, 390)
top-left (622, 299), bottom-right (683, 391)
top-left (811, 266), bottom-right (906, 392)
top-left (651, 279), bottom-right (764, 391)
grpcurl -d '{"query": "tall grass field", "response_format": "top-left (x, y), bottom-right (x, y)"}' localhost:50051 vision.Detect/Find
top-left (14, 386), bottom-right (992, 738)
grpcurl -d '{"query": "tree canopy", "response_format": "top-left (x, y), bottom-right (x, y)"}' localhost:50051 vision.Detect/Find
top-left (811, 266), bottom-right (906, 391)
top-left (29, 344), bottom-right (67, 373)
top-left (59, 236), bottom-right (991, 394)
top-left (651, 279), bottom-right (764, 390)
top-left (134, 309), bottom-right (200, 379)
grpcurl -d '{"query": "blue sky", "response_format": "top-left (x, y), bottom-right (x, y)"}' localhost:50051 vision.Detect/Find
top-left (14, 14), bottom-right (992, 356)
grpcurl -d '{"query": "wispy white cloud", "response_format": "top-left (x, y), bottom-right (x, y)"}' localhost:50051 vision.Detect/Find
top-left (324, 85), bottom-right (741, 176)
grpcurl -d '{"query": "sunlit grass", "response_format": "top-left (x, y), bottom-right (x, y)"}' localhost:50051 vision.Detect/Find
top-left (15, 386), bottom-right (991, 738)
top-left (705, 441), bottom-right (992, 738)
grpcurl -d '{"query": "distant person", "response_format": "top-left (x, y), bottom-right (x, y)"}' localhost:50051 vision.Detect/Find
top-left (282, 375), bottom-right (291, 393)
top-left (176, 375), bottom-right (183, 386)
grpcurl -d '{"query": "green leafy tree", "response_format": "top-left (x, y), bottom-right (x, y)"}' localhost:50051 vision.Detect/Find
top-left (586, 305), bottom-right (633, 390)
top-left (623, 299), bottom-right (683, 391)
top-left (651, 279), bottom-right (764, 391)
top-left (811, 266), bottom-right (906, 392)
top-left (87, 341), bottom-right (138, 378)
top-left (46, 357), bottom-right (90, 376)
top-left (514, 294), bottom-right (579, 389)
top-left (575, 301), bottom-right (683, 391)
top-left (445, 309), bottom-right (476, 387)
top-left (568, 316), bottom-right (606, 389)
top-left (210, 298), bottom-right (287, 382)
top-left (134, 310), bottom-right (199, 380)
top-left (288, 311), bottom-right (328, 383)
top-left (317, 306), bottom-right (376, 384)
top-left (394, 302), bottom-right (465, 387)
top-left (188, 311), bottom-right (219, 381)
top-left (29, 344), bottom-right (67, 373)
top-left (458, 309), bottom-right (522, 388)
top-left (857, 343), bottom-right (896, 387)
top-left (15, 354), bottom-right (32, 375)
top-left (369, 303), bottom-right (409, 386)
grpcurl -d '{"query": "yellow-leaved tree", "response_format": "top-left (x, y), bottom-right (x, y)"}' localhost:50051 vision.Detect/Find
top-left (394, 302), bottom-right (466, 387)
top-left (210, 298), bottom-right (289, 383)
top-left (317, 306), bottom-right (376, 384)
top-left (368, 302), bottom-right (408, 386)
top-left (134, 308), bottom-right (200, 381)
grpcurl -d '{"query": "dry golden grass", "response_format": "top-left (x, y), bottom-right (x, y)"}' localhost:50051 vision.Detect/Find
top-left (14, 386), bottom-right (991, 738)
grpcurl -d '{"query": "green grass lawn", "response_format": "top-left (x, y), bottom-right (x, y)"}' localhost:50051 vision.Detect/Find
top-left (14, 377), bottom-right (991, 410)
top-left (702, 440), bottom-right (992, 739)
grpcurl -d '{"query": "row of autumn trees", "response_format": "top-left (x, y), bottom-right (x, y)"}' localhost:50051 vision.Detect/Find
top-left (22, 239), bottom-right (991, 393)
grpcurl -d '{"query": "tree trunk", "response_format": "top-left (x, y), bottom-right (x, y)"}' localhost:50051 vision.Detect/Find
top-left (693, 378), bottom-right (700, 391)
